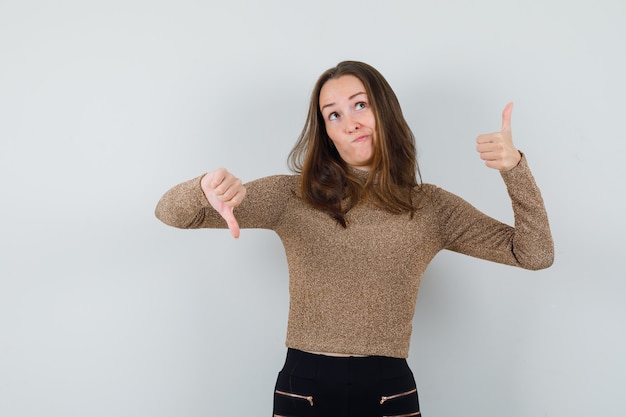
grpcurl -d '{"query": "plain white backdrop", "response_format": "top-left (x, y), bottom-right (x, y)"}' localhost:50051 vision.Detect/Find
top-left (1, 0), bottom-right (625, 416)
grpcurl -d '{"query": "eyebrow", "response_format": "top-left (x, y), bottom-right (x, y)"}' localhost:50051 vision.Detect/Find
top-left (320, 91), bottom-right (367, 112)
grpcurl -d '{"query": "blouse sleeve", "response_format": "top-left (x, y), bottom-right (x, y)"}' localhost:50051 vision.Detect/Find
top-left (154, 174), bottom-right (293, 231)
top-left (432, 153), bottom-right (554, 270)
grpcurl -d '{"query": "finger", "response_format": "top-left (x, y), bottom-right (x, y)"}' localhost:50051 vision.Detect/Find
top-left (226, 188), bottom-right (246, 207)
top-left (215, 179), bottom-right (243, 203)
top-left (476, 132), bottom-right (504, 145)
top-left (476, 139), bottom-right (495, 149)
top-left (478, 150), bottom-right (500, 161)
top-left (209, 169), bottom-right (228, 188)
top-left (220, 206), bottom-right (241, 239)
top-left (477, 137), bottom-right (504, 151)
top-left (501, 102), bottom-right (514, 132)
top-left (476, 133), bottom-right (492, 144)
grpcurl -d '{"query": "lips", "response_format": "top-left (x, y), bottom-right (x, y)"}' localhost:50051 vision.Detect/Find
top-left (353, 135), bottom-right (369, 143)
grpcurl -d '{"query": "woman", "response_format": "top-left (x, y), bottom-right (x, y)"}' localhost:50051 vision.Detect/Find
top-left (155, 61), bottom-right (554, 417)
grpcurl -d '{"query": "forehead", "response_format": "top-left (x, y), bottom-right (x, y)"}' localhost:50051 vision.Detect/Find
top-left (319, 75), bottom-right (367, 108)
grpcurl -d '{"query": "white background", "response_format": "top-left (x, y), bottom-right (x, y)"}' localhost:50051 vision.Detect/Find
top-left (1, 1), bottom-right (624, 416)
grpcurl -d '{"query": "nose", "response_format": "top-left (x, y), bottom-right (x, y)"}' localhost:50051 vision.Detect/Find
top-left (345, 115), bottom-right (361, 133)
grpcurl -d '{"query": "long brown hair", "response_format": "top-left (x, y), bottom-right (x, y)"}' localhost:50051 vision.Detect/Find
top-left (288, 61), bottom-right (422, 227)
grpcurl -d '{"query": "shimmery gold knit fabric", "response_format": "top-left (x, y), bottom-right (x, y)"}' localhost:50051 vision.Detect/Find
top-left (155, 154), bottom-right (553, 358)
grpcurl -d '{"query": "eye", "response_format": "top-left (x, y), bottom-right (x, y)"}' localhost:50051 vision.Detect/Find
top-left (328, 112), bottom-right (339, 121)
top-left (355, 101), bottom-right (367, 110)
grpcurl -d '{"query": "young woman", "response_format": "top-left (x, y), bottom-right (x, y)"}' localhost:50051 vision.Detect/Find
top-left (155, 61), bottom-right (554, 417)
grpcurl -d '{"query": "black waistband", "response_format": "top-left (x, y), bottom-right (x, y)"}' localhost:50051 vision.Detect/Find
top-left (281, 348), bottom-right (412, 382)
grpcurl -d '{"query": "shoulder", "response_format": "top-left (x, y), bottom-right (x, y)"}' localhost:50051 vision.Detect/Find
top-left (413, 183), bottom-right (465, 209)
top-left (413, 183), bottom-right (440, 200)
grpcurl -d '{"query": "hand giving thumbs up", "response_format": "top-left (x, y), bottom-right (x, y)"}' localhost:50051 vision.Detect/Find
top-left (476, 102), bottom-right (522, 171)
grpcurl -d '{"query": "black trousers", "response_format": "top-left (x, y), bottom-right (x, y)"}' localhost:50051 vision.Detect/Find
top-left (273, 349), bottom-right (421, 417)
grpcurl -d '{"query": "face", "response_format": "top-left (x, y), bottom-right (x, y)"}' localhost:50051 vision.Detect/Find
top-left (319, 75), bottom-right (376, 171)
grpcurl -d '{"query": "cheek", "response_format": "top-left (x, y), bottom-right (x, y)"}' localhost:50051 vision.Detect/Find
top-left (324, 123), bottom-right (341, 143)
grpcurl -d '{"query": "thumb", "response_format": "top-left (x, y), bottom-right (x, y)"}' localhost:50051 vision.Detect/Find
top-left (220, 206), bottom-right (241, 239)
top-left (501, 102), bottom-right (514, 132)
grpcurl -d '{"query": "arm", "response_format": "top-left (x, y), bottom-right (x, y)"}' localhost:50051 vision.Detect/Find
top-left (155, 168), bottom-right (246, 238)
top-left (434, 155), bottom-right (554, 270)
top-left (435, 103), bottom-right (554, 270)
top-left (155, 170), bottom-right (291, 238)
